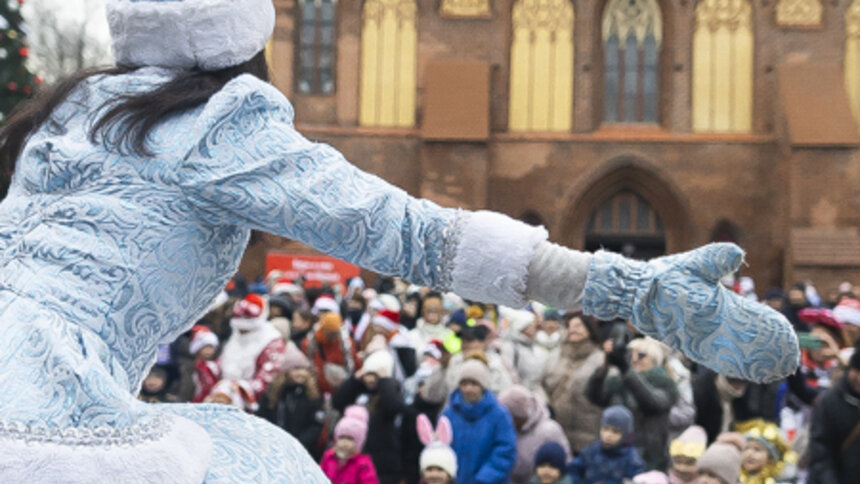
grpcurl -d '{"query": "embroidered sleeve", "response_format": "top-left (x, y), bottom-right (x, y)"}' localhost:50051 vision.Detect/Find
top-left (180, 76), bottom-right (547, 306)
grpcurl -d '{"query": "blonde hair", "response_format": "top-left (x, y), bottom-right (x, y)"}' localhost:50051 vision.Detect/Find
top-left (628, 337), bottom-right (666, 366)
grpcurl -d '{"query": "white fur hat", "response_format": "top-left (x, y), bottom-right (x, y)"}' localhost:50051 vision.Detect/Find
top-left (361, 350), bottom-right (395, 379)
top-left (417, 414), bottom-right (457, 478)
top-left (107, 0), bottom-right (275, 70)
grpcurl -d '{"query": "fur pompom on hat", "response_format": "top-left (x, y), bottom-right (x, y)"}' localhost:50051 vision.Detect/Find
top-left (335, 406), bottom-right (369, 452)
top-left (107, 0), bottom-right (275, 70)
top-left (458, 359), bottom-right (490, 390)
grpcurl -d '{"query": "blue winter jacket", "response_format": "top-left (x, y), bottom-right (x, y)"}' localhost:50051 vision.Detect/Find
top-left (443, 389), bottom-right (518, 484)
top-left (567, 440), bottom-right (645, 484)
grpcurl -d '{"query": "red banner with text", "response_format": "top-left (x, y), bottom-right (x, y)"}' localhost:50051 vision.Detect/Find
top-left (265, 252), bottom-right (361, 290)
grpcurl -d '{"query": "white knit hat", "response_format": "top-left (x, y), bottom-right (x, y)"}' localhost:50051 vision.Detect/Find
top-left (361, 350), bottom-right (395, 379)
top-left (189, 329), bottom-right (219, 356)
top-left (417, 414), bottom-right (457, 478)
top-left (107, 0), bottom-right (275, 70)
top-left (420, 445), bottom-right (458, 478)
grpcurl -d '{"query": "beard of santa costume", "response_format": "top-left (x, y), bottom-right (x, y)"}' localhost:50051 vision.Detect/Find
top-left (0, 0), bottom-right (799, 482)
top-left (203, 294), bottom-right (286, 412)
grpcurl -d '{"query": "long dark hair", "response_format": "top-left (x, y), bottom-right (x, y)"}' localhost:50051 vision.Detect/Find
top-left (0, 51), bottom-right (269, 176)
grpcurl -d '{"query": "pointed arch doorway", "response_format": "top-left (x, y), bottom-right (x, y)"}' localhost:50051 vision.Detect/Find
top-left (563, 162), bottom-right (690, 260)
top-left (586, 190), bottom-right (665, 259)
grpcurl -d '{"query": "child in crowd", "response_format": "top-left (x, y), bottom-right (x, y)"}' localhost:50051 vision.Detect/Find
top-left (669, 425), bottom-right (708, 484)
top-left (531, 442), bottom-right (571, 484)
top-left (257, 344), bottom-right (325, 461)
top-left (189, 325), bottom-right (220, 403)
top-left (320, 405), bottom-right (379, 484)
top-left (568, 405), bottom-right (645, 484)
top-left (697, 441), bottom-right (741, 484)
top-left (736, 420), bottom-right (796, 484)
top-left (138, 364), bottom-right (173, 403)
top-left (417, 414), bottom-right (458, 484)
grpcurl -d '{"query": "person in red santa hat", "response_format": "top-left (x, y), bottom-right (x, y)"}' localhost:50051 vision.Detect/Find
top-left (205, 294), bottom-right (286, 411)
top-left (189, 325), bottom-right (221, 403)
top-left (360, 308), bottom-right (417, 379)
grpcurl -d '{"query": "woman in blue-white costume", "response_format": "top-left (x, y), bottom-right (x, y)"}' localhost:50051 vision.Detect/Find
top-left (0, 1), bottom-right (798, 482)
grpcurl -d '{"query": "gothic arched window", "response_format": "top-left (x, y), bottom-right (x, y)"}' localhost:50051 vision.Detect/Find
top-left (602, 0), bottom-right (662, 124)
top-left (296, 0), bottom-right (337, 95)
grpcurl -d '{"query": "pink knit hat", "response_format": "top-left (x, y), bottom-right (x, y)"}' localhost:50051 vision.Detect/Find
top-left (281, 343), bottom-right (311, 372)
top-left (335, 406), bottom-right (370, 452)
top-left (498, 385), bottom-right (536, 420)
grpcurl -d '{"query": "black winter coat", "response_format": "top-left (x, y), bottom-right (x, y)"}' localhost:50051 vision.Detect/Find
top-left (807, 375), bottom-right (860, 484)
top-left (333, 375), bottom-right (407, 484)
top-left (693, 369), bottom-right (780, 444)
top-left (257, 382), bottom-right (325, 461)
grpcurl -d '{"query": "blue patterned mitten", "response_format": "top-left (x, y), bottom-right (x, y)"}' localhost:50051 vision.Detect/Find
top-left (582, 243), bottom-right (799, 383)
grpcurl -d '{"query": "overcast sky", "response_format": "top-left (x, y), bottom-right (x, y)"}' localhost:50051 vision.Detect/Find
top-left (20, 0), bottom-right (113, 76)
top-left (23, 0), bottom-right (111, 42)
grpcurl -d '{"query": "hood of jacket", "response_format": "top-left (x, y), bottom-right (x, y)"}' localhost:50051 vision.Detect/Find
top-left (449, 387), bottom-right (498, 422)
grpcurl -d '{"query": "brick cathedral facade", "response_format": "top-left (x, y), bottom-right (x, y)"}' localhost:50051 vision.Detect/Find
top-left (239, 0), bottom-right (860, 299)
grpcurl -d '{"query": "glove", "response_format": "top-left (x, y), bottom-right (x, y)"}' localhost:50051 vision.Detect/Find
top-left (605, 342), bottom-right (629, 374)
top-left (582, 243), bottom-right (799, 383)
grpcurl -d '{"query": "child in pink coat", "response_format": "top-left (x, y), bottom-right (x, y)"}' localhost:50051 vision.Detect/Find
top-left (321, 406), bottom-right (380, 484)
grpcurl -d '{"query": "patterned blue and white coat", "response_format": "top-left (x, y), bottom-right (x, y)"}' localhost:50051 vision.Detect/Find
top-left (0, 68), bottom-right (799, 483)
top-left (0, 70), bottom-right (548, 483)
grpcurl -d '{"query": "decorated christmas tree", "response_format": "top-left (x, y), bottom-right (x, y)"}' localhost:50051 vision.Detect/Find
top-left (0, 0), bottom-right (41, 122)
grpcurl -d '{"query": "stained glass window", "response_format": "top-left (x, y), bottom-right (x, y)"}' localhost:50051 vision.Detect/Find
top-left (602, 0), bottom-right (662, 124)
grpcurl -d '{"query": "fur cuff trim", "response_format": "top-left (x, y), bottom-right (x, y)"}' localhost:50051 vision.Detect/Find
top-left (450, 211), bottom-right (548, 307)
top-left (0, 415), bottom-right (212, 484)
top-left (107, 0), bottom-right (275, 70)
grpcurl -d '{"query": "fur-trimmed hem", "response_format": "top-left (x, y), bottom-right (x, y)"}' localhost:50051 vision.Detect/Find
top-left (0, 414), bottom-right (212, 484)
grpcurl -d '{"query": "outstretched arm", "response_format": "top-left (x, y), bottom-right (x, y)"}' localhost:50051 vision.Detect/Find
top-left (179, 76), bottom-right (548, 309)
top-left (180, 76), bottom-right (799, 383)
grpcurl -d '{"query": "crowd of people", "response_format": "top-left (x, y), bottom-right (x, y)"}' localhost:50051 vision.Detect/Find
top-left (139, 272), bottom-right (860, 484)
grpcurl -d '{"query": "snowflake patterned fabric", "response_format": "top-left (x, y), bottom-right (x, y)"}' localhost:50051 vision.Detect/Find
top-left (0, 69), bottom-right (475, 482)
top-left (583, 243), bottom-right (800, 383)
